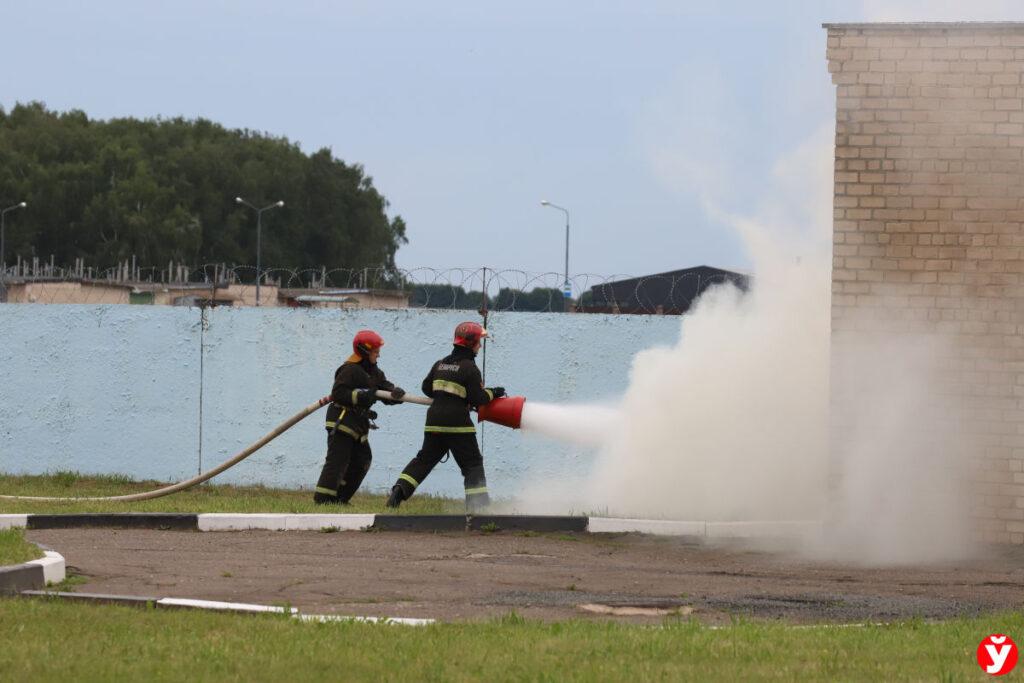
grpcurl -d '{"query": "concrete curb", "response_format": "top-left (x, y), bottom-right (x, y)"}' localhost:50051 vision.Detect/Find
top-left (197, 513), bottom-right (376, 532)
top-left (471, 515), bottom-right (589, 532)
top-left (371, 514), bottom-right (471, 532)
top-left (0, 546), bottom-right (66, 594)
top-left (18, 590), bottom-right (433, 625)
top-left (27, 513), bottom-right (198, 530)
top-left (585, 518), bottom-right (707, 536)
top-left (0, 513), bottom-right (822, 539)
top-left (0, 561), bottom-right (43, 594)
top-left (0, 514), bottom-right (28, 530)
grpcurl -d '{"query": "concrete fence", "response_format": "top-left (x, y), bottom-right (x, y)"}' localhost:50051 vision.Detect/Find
top-left (0, 305), bottom-right (680, 497)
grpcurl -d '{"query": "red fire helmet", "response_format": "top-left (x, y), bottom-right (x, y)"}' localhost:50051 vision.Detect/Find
top-left (352, 329), bottom-right (385, 356)
top-left (453, 321), bottom-right (488, 348)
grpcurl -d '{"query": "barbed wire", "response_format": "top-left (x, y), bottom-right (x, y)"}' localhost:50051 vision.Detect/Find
top-left (0, 259), bottom-right (748, 314)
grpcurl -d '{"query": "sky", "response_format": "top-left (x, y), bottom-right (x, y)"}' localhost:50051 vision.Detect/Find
top-left (2, 0), bottom-right (1022, 279)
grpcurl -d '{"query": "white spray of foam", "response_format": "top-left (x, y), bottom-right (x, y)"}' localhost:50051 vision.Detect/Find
top-left (520, 402), bottom-right (620, 450)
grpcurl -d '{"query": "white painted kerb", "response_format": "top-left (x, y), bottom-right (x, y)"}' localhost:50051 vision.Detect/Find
top-left (587, 518), bottom-right (707, 536)
top-left (0, 515), bottom-right (28, 530)
top-left (157, 597), bottom-right (299, 614)
top-left (197, 513), bottom-right (376, 531)
top-left (26, 550), bottom-right (66, 585)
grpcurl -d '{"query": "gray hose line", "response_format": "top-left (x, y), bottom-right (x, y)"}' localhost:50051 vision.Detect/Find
top-left (1, 390), bottom-right (432, 503)
top-left (375, 389), bottom-right (432, 406)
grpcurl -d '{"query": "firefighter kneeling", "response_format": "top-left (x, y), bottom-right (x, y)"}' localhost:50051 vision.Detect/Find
top-left (314, 330), bottom-right (405, 505)
top-left (386, 321), bottom-right (506, 512)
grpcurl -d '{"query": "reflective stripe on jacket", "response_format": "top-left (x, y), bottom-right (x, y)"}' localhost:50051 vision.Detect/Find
top-left (421, 345), bottom-right (497, 433)
top-left (324, 357), bottom-right (395, 440)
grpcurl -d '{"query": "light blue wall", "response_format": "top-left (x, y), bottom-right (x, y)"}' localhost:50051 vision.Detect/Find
top-left (0, 305), bottom-right (680, 497)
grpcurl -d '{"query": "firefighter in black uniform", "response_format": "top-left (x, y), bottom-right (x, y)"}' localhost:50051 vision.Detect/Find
top-left (314, 330), bottom-right (405, 505)
top-left (386, 321), bottom-right (505, 512)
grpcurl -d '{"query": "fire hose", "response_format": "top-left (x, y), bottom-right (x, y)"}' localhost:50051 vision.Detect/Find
top-left (0, 391), bottom-right (524, 503)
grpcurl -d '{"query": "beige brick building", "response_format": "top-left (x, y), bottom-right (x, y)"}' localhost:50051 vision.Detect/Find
top-left (2, 280), bottom-right (409, 309)
top-left (826, 22), bottom-right (1024, 544)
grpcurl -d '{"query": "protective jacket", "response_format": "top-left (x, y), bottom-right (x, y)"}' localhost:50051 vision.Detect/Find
top-left (325, 356), bottom-right (397, 442)
top-left (421, 345), bottom-right (497, 433)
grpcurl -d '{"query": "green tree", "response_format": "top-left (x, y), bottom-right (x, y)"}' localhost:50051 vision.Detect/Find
top-left (0, 102), bottom-right (407, 276)
top-left (409, 284), bottom-right (489, 310)
top-left (493, 287), bottom-right (566, 312)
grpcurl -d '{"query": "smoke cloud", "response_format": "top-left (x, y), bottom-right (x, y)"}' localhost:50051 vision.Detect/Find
top-left (518, 108), bottom-right (978, 563)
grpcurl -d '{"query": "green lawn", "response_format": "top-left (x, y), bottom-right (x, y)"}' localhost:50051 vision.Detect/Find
top-left (2, 600), bottom-right (1019, 681)
top-left (0, 528), bottom-right (44, 565)
top-left (0, 472), bottom-right (462, 515)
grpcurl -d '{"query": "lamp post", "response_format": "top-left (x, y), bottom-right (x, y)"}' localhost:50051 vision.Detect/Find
top-left (1, 201), bottom-right (27, 284)
top-left (235, 197), bottom-right (284, 306)
top-left (540, 199), bottom-right (571, 308)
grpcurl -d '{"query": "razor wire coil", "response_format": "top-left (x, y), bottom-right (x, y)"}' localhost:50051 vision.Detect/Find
top-left (0, 260), bottom-right (747, 314)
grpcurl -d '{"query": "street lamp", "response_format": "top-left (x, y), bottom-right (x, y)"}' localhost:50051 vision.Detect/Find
top-left (540, 199), bottom-right (571, 307)
top-left (235, 196), bottom-right (284, 306)
top-left (1, 201), bottom-right (27, 282)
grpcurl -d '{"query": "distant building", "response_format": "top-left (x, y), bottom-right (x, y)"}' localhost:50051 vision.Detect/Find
top-left (278, 288), bottom-right (410, 309)
top-left (2, 279), bottom-right (409, 309)
top-left (581, 266), bottom-right (748, 315)
top-left (1, 279), bottom-right (241, 306)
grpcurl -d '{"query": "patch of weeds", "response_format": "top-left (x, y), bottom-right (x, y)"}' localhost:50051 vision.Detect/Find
top-left (46, 573), bottom-right (88, 592)
top-left (103, 473), bottom-right (134, 486)
top-left (728, 613), bottom-right (751, 627)
top-left (566, 583), bottom-right (577, 592)
top-left (497, 610), bottom-right (526, 625)
top-left (903, 616), bottom-right (925, 630)
top-left (272, 601), bottom-right (294, 618)
top-left (51, 471), bottom-right (79, 488)
top-left (553, 534), bottom-right (579, 542)
top-left (320, 526), bottom-right (340, 534)
top-left (480, 522), bottom-right (500, 533)
top-left (220, 571), bottom-right (233, 578)
top-left (514, 530), bottom-right (539, 538)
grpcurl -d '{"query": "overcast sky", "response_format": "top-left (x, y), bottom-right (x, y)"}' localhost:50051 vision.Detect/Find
top-left (3, 0), bottom-right (1022, 278)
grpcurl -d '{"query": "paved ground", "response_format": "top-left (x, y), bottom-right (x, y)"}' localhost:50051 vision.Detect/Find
top-left (27, 528), bottom-right (1024, 624)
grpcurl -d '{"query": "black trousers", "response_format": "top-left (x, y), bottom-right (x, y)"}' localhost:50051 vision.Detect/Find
top-left (314, 432), bottom-right (372, 503)
top-left (394, 432), bottom-right (489, 508)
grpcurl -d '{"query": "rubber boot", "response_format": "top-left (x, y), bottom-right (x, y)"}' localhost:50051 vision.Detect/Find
top-left (313, 492), bottom-right (340, 505)
top-left (385, 485), bottom-right (405, 509)
top-left (466, 492), bottom-right (491, 514)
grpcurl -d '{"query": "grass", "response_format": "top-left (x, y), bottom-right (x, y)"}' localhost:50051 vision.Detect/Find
top-left (0, 528), bottom-right (44, 565)
top-left (44, 572), bottom-right (89, 592)
top-left (0, 471), bottom-right (463, 515)
top-left (1, 600), bottom-right (1020, 681)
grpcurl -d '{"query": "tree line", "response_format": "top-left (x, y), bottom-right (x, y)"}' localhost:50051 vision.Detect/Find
top-left (0, 102), bottom-right (406, 274)
top-left (409, 284), bottom-right (573, 312)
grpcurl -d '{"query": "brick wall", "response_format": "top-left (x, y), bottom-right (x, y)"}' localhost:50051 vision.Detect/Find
top-left (826, 23), bottom-right (1024, 544)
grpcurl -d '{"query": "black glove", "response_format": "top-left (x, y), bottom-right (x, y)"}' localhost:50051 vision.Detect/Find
top-left (367, 409), bottom-right (379, 421)
top-left (490, 387), bottom-right (506, 399)
top-left (379, 386), bottom-right (405, 405)
top-left (356, 389), bottom-right (378, 407)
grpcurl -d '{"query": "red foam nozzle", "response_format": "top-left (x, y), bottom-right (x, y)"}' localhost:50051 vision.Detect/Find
top-left (477, 395), bottom-right (526, 429)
